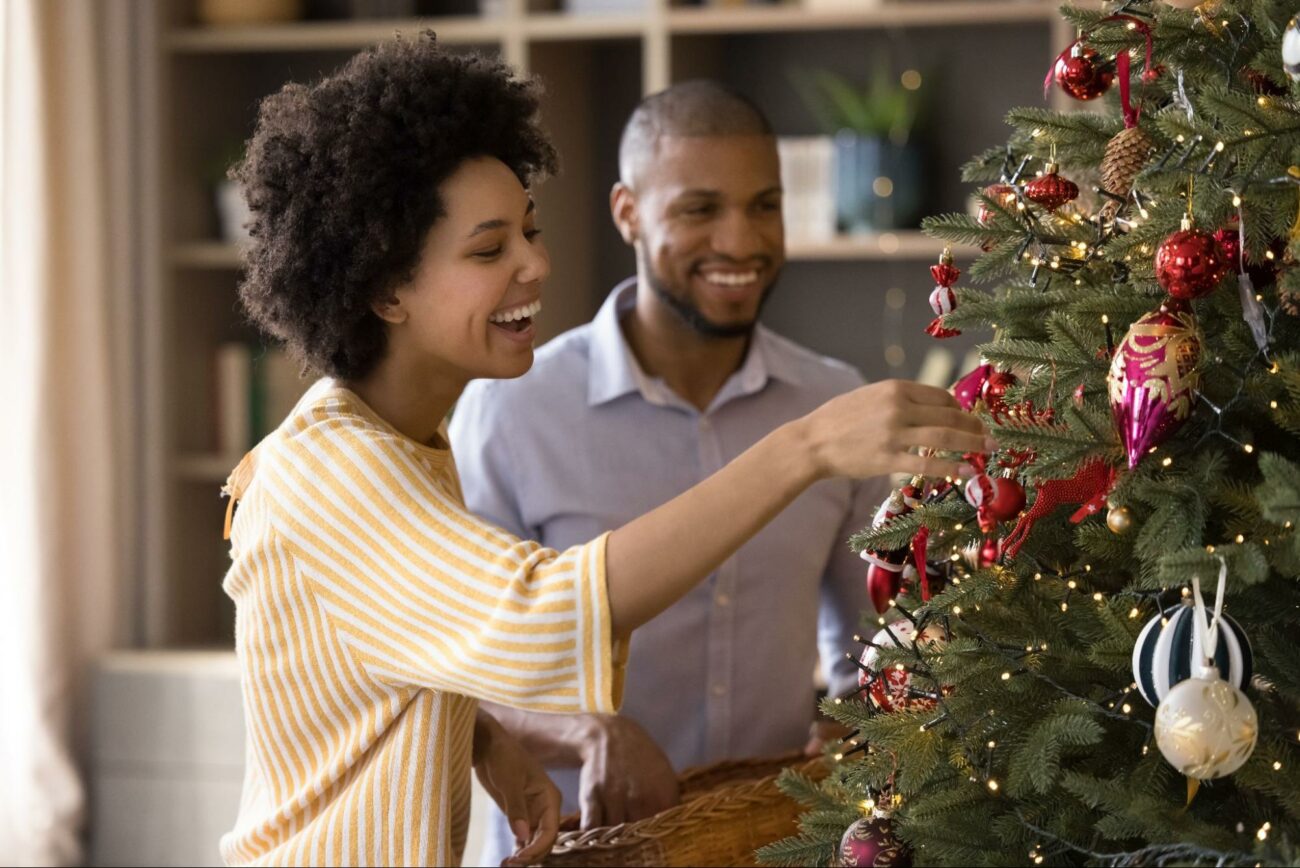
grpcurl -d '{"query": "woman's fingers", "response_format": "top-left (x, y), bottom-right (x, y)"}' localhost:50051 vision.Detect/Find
top-left (892, 452), bottom-right (969, 480)
top-left (903, 425), bottom-right (989, 456)
top-left (510, 789), bottom-right (560, 866)
top-left (899, 402), bottom-right (987, 435)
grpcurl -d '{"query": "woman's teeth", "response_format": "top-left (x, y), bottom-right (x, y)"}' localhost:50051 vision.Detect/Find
top-left (702, 271), bottom-right (758, 287)
top-left (488, 299), bottom-right (542, 324)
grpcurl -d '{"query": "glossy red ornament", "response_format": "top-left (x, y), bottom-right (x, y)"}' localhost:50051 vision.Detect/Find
top-left (1025, 165), bottom-right (1079, 211)
top-left (979, 536), bottom-right (1003, 567)
top-left (867, 563), bottom-right (902, 615)
top-left (977, 184), bottom-right (1017, 226)
top-left (1155, 226), bottom-right (1229, 300)
top-left (839, 815), bottom-right (913, 868)
top-left (1054, 46), bottom-right (1114, 100)
top-left (985, 477), bottom-right (1027, 522)
top-left (981, 369), bottom-right (1017, 413)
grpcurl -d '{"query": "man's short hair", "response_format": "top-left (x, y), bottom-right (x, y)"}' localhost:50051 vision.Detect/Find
top-left (617, 80), bottom-right (774, 187)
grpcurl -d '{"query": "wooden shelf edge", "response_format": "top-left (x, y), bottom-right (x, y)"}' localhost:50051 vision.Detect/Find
top-left (787, 233), bottom-right (978, 261)
top-left (668, 0), bottom-right (1056, 35)
top-left (524, 12), bottom-right (648, 41)
top-left (170, 241), bottom-right (245, 269)
top-left (166, 16), bottom-right (503, 52)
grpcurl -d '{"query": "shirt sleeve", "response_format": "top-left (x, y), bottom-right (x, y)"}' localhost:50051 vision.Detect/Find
top-left (818, 475), bottom-right (890, 700)
top-left (448, 381), bottom-right (533, 540)
top-left (264, 417), bottom-right (625, 715)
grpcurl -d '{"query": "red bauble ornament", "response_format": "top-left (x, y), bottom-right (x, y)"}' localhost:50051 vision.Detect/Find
top-left (860, 621), bottom-right (947, 712)
top-left (979, 536), bottom-right (1003, 568)
top-left (977, 184), bottom-right (1016, 225)
top-left (985, 477), bottom-right (1027, 522)
top-left (866, 563), bottom-right (902, 615)
top-left (1054, 46), bottom-right (1114, 100)
top-left (981, 369), bottom-right (1017, 415)
top-left (1155, 223), bottom-right (1229, 300)
top-left (1025, 164), bottom-right (1079, 211)
top-left (839, 815), bottom-right (913, 868)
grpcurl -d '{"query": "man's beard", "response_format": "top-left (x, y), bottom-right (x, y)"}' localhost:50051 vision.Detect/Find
top-left (644, 263), bottom-right (780, 339)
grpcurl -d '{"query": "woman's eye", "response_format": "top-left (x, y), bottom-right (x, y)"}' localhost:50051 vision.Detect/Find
top-left (472, 247), bottom-right (503, 259)
top-left (525, 229), bottom-right (543, 242)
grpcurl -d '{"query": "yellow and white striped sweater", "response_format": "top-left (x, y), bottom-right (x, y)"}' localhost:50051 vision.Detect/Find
top-left (219, 380), bottom-right (625, 866)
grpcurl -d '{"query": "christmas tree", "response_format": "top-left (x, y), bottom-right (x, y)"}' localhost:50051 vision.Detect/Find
top-left (760, 2), bottom-right (1300, 865)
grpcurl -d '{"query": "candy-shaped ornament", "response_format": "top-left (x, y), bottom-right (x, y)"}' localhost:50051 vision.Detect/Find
top-left (1108, 305), bottom-right (1203, 469)
top-left (859, 621), bottom-right (948, 712)
top-left (926, 248), bottom-right (961, 338)
top-left (838, 814), bottom-right (913, 868)
top-left (1132, 600), bottom-right (1253, 707)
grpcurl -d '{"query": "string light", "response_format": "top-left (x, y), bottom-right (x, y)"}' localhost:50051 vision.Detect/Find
top-left (1235, 534), bottom-right (1245, 544)
top-left (987, 779), bottom-right (1000, 792)
top-left (1273, 761), bottom-right (1283, 771)
top-left (1257, 822), bottom-right (1271, 841)
top-left (1093, 592), bottom-right (1104, 602)
top-left (1122, 703), bottom-right (1132, 714)
top-left (1001, 671), bottom-right (1012, 681)
top-left (1161, 456), bottom-right (1173, 467)
top-left (1244, 443), bottom-right (1255, 454)
top-left (1128, 607), bottom-right (1140, 619)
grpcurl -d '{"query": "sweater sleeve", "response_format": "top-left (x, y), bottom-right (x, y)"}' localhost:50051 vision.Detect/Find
top-left (261, 416), bottom-right (625, 714)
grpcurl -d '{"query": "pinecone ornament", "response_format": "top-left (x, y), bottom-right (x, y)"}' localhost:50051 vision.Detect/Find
top-left (1099, 126), bottom-right (1156, 222)
top-left (1281, 288), bottom-right (1300, 316)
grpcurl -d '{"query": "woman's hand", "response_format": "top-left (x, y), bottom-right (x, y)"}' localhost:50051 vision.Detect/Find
top-left (798, 379), bottom-right (991, 481)
top-left (474, 709), bottom-right (562, 867)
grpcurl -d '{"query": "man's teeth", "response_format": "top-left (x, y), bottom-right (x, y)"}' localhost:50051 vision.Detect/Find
top-left (488, 300), bottom-right (542, 324)
top-left (702, 271), bottom-right (758, 287)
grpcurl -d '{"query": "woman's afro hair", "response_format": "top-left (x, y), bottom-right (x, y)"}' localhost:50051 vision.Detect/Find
top-left (233, 33), bottom-right (558, 379)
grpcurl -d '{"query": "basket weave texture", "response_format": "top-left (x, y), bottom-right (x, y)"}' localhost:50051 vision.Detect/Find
top-left (539, 752), bottom-right (827, 868)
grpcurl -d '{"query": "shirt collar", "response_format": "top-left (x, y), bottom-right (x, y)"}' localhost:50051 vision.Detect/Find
top-left (586, 277), bottom-right (802, 410)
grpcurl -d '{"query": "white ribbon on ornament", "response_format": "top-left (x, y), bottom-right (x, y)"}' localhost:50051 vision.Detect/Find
top-left (1188, 555), bottom-right (1229, 680)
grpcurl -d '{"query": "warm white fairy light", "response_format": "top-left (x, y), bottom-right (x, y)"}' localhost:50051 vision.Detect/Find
top-left (1271, 400), bottom-right (1279, 409)
top-left (987, 779), bottom-right (999, 792)
top-left (1232, 194), bottom-right (1243, 207)
top-left (1128, 607), bottom-right (1140, 619)
top-left (1093, 592), bottom-right (1104, 602)
top-left (1235, 534), bottom-right (1245, 544)
top-left (1244, 443), bottom-right (1255, 453)
top-left (1273, 761), bottom-right (1283, 771)
top-left (1001, 671), bottom-right (1012, 681)
top-left (1162, 456), bottom-right (1173, 467)
top-left (1122, 703), bottom-right (1132, 714)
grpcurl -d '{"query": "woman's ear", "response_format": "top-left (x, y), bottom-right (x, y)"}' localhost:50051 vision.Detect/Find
top-left (610, 182), bottom-right (639, 247)
top-left (371, 293), bottom-right (408, 325)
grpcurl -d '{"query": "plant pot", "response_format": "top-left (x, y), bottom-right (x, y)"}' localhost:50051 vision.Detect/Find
top-left (215, 179), bottom-right (253, 246)
top-left (832, 132), bottom-right (924, 234)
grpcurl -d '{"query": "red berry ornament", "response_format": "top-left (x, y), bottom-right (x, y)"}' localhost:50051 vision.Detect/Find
top-left (1155, 220), bottom-right (1229, 300)
top-left (1054, 46), bottom-right (1114, 100)
top-left (1213, 226), bottom-right (1241, 272)
top-left (1025, 163), bottom-right (1079, 211)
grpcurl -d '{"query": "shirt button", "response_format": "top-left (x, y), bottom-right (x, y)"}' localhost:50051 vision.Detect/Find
top-left (715, 593), bottom-right (731, 607)
top-left (711, 684), bottom-right (727, 697)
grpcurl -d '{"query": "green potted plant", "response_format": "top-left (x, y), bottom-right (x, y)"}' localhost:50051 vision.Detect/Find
top-left (790, 63), bottom-right (929, 234)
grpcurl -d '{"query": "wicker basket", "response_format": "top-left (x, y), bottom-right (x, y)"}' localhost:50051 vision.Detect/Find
top-left (540, 752), bottom-right (827, 867)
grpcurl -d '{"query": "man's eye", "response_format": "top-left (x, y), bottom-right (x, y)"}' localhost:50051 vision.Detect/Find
top-left (684, 204), bottom-right (716, 216)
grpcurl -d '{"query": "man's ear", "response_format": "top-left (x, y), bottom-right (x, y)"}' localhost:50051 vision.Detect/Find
top-left (610, 182), bottom-right (640, 247)
top-left (371, 292), bottom-right (408, 325)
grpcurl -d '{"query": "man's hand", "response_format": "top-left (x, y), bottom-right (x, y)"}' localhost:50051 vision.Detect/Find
top-left (804, 719), bottom-right (852, 757)
top-left (577, 715), bottom-right (680, 829)
top-left (473, 710), bottom-right (561, 868)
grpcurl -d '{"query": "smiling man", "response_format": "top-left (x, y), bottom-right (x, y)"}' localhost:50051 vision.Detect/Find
top-left (450, 80), bottom-right (884, 866)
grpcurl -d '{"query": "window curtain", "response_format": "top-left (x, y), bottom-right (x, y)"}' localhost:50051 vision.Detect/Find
top-left (0, 1), bottom-right (141, 863)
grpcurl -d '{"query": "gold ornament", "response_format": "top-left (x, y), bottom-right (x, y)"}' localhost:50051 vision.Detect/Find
top-left (1099, 127), bottom-right (1156, 222)
top-left (1106, 503), bottom-right (1133, 534)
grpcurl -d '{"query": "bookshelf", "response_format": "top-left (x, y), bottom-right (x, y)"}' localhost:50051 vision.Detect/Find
top-left (140, 0), bottom-right (1075, 646)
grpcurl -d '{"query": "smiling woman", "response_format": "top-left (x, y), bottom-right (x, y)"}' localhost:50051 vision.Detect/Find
top-left (220, 31), bottom-right (987, 868)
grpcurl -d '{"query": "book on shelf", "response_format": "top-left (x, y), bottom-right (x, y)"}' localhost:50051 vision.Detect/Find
top-left (215, 343), bottom-right (310, 457)
top-left (777, 136), bottom-right (835, 245)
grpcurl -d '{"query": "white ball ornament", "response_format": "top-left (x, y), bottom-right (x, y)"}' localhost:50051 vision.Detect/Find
top-left (1155, 666), bottom-right (1258, 779)
top-left (1284, 16), bottom-right (1300, 82)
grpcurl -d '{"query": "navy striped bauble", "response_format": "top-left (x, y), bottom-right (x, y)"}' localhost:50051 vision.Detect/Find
top-left (1132, 602), bottom-right (1253, 707)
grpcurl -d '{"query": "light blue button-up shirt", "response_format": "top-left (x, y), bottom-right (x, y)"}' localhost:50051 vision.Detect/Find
top-left (450, 280), bottom-right (885, 864)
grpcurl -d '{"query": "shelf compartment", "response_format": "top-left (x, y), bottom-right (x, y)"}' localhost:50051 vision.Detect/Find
top-left (166, 15), bottom-right (503, 52)
top-left (667, 0), bottom-right (1055, 35)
